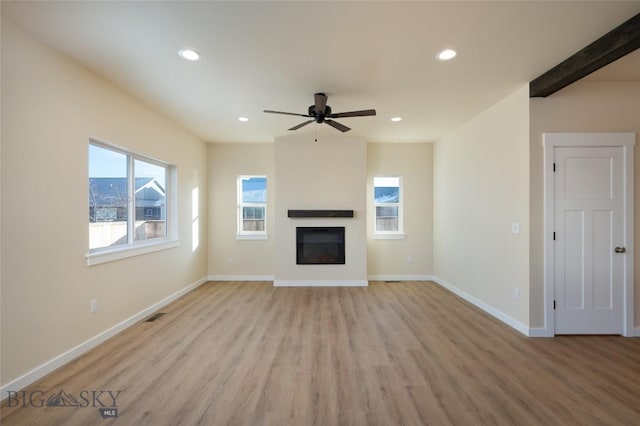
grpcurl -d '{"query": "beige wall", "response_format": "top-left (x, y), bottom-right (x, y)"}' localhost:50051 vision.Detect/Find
top-left (207, 143), bottom-right (275, 277)
top-left (274, 134), bottom-right (367, 283)
top-left (434, 85), bottom-right (530, 326)
top-left (367, 143), bottom-right (433, 278)
top-left (1, 18), bottom-right (208, 386)
top-left (530, 80), bottom-right (640, 329)
top-left (207, 141), bottom-right (433, 282)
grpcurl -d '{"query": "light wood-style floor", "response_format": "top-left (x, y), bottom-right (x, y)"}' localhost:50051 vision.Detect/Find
top-left (2, 281), bottom-right (639, 425)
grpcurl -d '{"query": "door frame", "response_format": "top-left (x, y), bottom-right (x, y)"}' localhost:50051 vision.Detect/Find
top-left (543, 133), bottom-right (635, 337)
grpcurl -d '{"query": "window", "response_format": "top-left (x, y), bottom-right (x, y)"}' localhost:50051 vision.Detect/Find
top-left (89, 141), bottom-right (174, 259)
top-left (237, 176), bottom-right (267, 239)
top-left (373, 176), bottom-right (404, 236)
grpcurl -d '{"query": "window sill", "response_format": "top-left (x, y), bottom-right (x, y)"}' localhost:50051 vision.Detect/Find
top-left (372, 233), bottom-right (406, 240)
top-left (236, 234), bottom-right (269, 241)
top-left (86, 239), bottom-right (180, 266)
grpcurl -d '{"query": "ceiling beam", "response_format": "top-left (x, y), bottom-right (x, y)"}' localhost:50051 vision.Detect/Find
top-left (530, 13), bottom-right (640, 98)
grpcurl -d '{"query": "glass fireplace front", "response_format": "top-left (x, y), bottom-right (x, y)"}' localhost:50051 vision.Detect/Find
top-left (296, 227), bottom-right (345, 265)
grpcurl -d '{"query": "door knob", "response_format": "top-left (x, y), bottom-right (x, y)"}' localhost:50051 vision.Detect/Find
top-left (614, 247), bottom-right (626, 253)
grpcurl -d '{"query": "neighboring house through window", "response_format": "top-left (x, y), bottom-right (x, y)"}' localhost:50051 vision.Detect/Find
top-left (237, 175), bottom-right (267, 239)
top-left (89, 142), bottom-right (170, 251)
top-left (373, 176), bottom-right (404, 238)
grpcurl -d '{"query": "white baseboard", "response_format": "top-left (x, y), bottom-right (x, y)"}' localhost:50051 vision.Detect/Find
top-left (527, 328), bottom-right (551, 338)
top-left (1, 276), bottom-right (208, 399)
top-left (274, 280), bottom-right (368, 287)
top-left (208, 275), bottom-right (274, 282)
top-left (431, 276), bottom-right (531, 337)
top-left (368, 275), bottom-right (434, 282)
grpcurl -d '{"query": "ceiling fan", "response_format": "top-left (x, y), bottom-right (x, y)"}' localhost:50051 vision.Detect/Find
top-left (264, 93), bottom-right (376, 133)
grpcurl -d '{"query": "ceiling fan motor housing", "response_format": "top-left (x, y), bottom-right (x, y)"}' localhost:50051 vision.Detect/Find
top-left (308, 104), bottom-right (331, 123)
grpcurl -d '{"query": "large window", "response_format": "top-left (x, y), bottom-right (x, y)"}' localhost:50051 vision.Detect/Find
top-left (373, 176), bottom-right (402, 234)
top-left (237, 176), bottom-right (267, 238)
top-left (89, 142), bottom-right (169, 252)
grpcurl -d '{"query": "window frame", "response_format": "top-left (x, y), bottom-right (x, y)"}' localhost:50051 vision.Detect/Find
top-left (86, 139), bottom-right (178, 265)
top-left (237, 175), bottom-right (268, 240)
top-left (373, 176), bottom-right (406, 239)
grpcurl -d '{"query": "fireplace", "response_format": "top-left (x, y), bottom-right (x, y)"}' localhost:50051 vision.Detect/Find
top-left (296, 227), bottom-right (345, 265)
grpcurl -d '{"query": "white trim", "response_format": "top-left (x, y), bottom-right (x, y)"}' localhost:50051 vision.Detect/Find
top-left (623, 144), bottom-right (635, 337)
top-left (527, 328), bottom-right (549, 338)
top-left (543, 132), bottom-right (635, 148)
top-left (635, 327), bottom-right (640, 337)
top-left (0, 276), bottom-right (208, 400)
top-left (432, 276), bottom-right (530, 337)
top-left (542, 136), bottom-right (556, 337)
top-left (372, 233), bottom-right (406, 240)
top-left (373, 175), bottom-right (404, 234)
top-left (237, 175), bottom-right (267, 236)
top-left (207, 275), bottom-right (274, 282)
top-left (543, 133), bottom-right (635, 337)
top-left (86, 239), bottom-right (180, 266)
top-left (274, 280), bottom-right (368, 287)
top-left (235, 234), bottom-right (269, 240)
top-left (368, 275), bottom-right (434, 281)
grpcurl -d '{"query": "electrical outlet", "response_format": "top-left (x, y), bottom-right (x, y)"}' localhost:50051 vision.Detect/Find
top-left (228, 256), bottom-right (235, 264)
top-left (407, 256), bottom-right (413, 264)
top-left (511, 223), bottom-right (520, 234)
top-left (513, 288), bottom-right (520, 301)
top-left (90, 299), bottom-right (98, 313)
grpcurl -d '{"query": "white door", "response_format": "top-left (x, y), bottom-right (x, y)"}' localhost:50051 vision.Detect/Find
top-left (553, 146), bottom-right (624, 334)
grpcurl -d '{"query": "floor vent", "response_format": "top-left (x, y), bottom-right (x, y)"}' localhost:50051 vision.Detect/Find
top-left (384, 281), bottom-right (401, 283)
top-left (144, 312), bottom-right (166, 323)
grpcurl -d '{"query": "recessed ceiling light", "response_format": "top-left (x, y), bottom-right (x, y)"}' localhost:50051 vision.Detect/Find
top-left (238, 117), bottom-right (249, 122)
top-left (436, 48), bottom-right (458, 61)
top-left (178, 49), bottom-right (201, 61)
top-left (390, 117), bottom-right (402, 122)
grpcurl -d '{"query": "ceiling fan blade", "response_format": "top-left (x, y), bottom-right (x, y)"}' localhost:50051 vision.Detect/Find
top-left (264, 109), bottom-right (310, 118)
top-left (329, 109), bottom-right (377, 118)
top-left (288, 120), bottom-right (314, 131)
top-left (314, 93), bottom-right (327, 114)
top-left (325, 119), bottom-right (351, 132)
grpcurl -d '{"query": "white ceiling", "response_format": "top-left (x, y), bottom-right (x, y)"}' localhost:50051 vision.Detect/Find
top-left (2, 1), bottom-right (639, 144)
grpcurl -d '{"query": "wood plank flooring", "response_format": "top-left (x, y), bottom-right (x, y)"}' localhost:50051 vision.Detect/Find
top-left (2, 281), bottom-right (639, 425)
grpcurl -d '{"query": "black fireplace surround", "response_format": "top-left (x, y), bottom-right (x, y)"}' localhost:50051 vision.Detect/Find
top-left (296, 227), bottom-right (345, 265)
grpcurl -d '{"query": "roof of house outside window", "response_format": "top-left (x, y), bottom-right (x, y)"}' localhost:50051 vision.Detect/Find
top-left (89, 178), bottom-right (165, 207)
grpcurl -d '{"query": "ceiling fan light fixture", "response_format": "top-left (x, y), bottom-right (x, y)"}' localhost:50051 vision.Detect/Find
top-left (390, 117), bottom-right (402, 122)
top-left (178, 49), bottom-right (201, 61)
top-left (436, 48), bottom-right (458, 61)
top-left (238, 117), bottom-right (249, 122)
